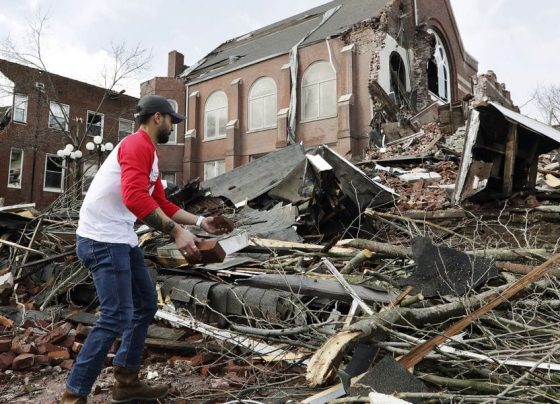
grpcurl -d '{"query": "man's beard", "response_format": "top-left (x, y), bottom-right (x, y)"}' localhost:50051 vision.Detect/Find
top-left (157, 126), bottom-right (171, 144)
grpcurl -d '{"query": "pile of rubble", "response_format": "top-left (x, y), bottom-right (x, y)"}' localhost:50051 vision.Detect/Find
top-left (2, 98), bottom-right (560, 403)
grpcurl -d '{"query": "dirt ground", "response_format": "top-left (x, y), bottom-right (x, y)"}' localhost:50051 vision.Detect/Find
top-left (0, 348), bottom-right (309, 403)
top-left (0, 361), bottom-right (211, 404)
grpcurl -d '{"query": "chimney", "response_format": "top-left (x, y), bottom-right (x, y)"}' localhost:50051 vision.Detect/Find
top-left (168, 50), bottom-right (185, 78)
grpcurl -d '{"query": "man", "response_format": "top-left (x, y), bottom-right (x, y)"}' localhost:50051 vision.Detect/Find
top-left (62, 95), bottom-right (233, 403)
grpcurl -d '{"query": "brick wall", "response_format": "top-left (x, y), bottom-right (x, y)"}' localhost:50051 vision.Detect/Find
top-left (0, 59), bottom-right (137, 208)
top-left (150, 0), bottom-right (479, 183)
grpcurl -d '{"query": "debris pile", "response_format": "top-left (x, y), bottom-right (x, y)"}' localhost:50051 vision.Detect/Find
top-left (2, 96), bottom-right (560, 403)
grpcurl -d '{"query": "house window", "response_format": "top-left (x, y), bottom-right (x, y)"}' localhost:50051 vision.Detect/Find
top-left (13, 94), bottom-right (28, 123)
top-left (166, 99), bottom-right (178, 144)
top-left (427, 29), bottom-right (451, 101)
top-left (301, 61), bottom-right (337, 121)
top-left (249, 77), bottom-right (277, 131)
top-left (204, 91), bottom-right (228, 140)
top-left (204, 160), bottom-right (225, 180)
top-left (48, 102), bottom-right (69, 131)
top-left (82, 160), bottom-right (98, 194)
top-left (43, 154), bottom-right (65, 192)
top-left (161, 172), bottom-right (176, 188)
top-left (86, 111), bottom-right (104, 138)
top-left (118, 119), bottom-right (134, 141)
top-left (389, 52), bottom-right (407, 107)
top-left (8, 148), bottom-right (23, 188)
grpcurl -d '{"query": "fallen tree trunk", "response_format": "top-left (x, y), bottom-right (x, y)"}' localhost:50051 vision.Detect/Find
top-left (306, 284), bottom-right (509, 387)
top-left (339, 238), bottom-right (549, 262)
top-left (307, 250), bottom-right (560, 386)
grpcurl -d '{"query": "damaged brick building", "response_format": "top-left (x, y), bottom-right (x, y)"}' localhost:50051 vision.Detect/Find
top-left (143, 0), bottom-right (478, 184)
top-left (0, 59), bottom-right (138, 208)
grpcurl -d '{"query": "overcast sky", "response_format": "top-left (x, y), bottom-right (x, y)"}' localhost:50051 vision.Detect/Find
top-left (1, 0), bottom-right (558, 120)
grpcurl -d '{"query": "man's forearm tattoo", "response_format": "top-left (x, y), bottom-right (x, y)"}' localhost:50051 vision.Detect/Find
top-left (142, 211), bottom-right (176, 234)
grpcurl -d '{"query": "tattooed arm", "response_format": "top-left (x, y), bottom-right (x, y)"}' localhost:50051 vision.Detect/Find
top-left (141, 208), bottom-right (177, 234)
top-left (141, 208), bottom-right (202, 260)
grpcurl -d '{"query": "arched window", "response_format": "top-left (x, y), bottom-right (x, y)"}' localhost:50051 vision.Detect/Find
top-left (301, 61), bottom-right (337, 121)
top-left (427, 29), bottom-right (451, 101)
top-left (204, 91), bottom-right (228, 139)
top-left (249, 77), bottom-right (277, 131)
top-left (389, 52), bottom-right (407, 106)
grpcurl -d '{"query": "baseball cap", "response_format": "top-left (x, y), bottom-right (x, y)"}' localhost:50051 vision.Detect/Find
top-left (135, 95), bottom-right (186, 124)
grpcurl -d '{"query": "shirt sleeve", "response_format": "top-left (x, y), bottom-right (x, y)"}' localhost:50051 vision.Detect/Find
top-left (118, 137), bottom-right (160, 220)
top-left (151, 178), bottom-right (181, 219)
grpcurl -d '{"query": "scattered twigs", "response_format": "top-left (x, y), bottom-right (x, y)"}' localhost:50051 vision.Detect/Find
top-left (340, 249), bottom-right (374, 274)
top-left (399, 251), bottom-right (560, 369)
top-left (0, 239), bottom-right (45, 256)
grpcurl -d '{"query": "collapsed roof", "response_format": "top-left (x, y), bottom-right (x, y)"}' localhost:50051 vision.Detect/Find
top-left (182, 0), bottom-right (389, 82)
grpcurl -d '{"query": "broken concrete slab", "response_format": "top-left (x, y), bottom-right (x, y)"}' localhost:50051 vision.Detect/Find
top-left (398, 172), bottom-right (442, 183)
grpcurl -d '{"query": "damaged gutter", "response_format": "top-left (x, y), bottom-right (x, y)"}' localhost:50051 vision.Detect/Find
top-left (287, 5), bottom-right (342, 144)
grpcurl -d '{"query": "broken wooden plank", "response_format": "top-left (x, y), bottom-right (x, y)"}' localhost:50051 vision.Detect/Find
top-left (321, 259), bottom-right (374, 315)
top-left (0, 239), bottom-right (45, 256)
top-left (503, 123), bottom-right (518, 195)
top-left (0, 203), bottom-right (36, 213)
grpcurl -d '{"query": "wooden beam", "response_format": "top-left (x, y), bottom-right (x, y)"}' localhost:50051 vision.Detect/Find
top-left (399, 251), bottom-right (560, 369)
top-left (502, 123), bottom-right (518, 195)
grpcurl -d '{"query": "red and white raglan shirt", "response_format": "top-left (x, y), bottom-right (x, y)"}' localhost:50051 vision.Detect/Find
top-left (77, 130), bottom-right (180, 247)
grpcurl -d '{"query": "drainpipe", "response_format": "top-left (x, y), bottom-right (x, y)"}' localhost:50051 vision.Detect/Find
top-left (184, 82), bottom-right (189, 184)
top-left (29, 86), bottom-right (42, 203)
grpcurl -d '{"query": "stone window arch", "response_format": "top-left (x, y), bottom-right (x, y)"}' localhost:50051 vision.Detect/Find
top-left (427, 29), bottom-right (451, 101)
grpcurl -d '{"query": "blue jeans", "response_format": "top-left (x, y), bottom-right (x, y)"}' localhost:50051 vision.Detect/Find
top-left (66, 236), bottom-right (157, 396)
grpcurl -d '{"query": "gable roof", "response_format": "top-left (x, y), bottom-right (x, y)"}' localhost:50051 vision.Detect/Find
top-left (183, 0), bottom-right (389, 83)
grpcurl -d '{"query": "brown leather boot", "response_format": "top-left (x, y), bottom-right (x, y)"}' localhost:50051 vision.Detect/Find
top-left (60, 389), bottom-right (87, 404)
top-left (111, 366), bottom-right (168, 403)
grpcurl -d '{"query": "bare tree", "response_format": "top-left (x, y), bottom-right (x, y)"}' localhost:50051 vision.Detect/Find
top-left (532, 84), bottom-right (560, 126)
top-left (0, 11), bottom-right (152, 202)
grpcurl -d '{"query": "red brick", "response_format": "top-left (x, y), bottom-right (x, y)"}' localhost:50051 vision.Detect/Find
top-left (58, 334), bottom-right (76, 348)
top-left (34, 323), bottom-right (73, 346)
top-left (60, 359), bottom-right (74, 371)
top-left (72, 342), bottom-right (83, 354)
top-left (0, 352), bottom-right (15, 370)
top-left (12, 354), bottom-right (35, 370)
top-left (75, 324), bottom-right (92, 339)
top-left (34, 355), bottom-right (50, 366)
top-left (47, 350), bottom-right (70, 362)
top-left (37, 343), bottom-right (65, 355)
top-left (0, 315), bottom-right (13, 328)
top-left (169, 354), bottom-right (205, 367)
top-left (0, 338), bottom-right (11, 352)
top-left (14, 343), bottom-right (37, 355)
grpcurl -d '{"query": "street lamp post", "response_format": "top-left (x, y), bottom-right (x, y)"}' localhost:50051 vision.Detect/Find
top-left (56, 143), bottom-right (82, 204)
top-left (86, 135), bottom-right (113, 168)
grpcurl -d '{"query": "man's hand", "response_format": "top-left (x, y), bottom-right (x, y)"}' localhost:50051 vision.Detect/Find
top-left (171, 226), bottom-right (202, 261)
top-left (200, 216), bottom-right (234, 235)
